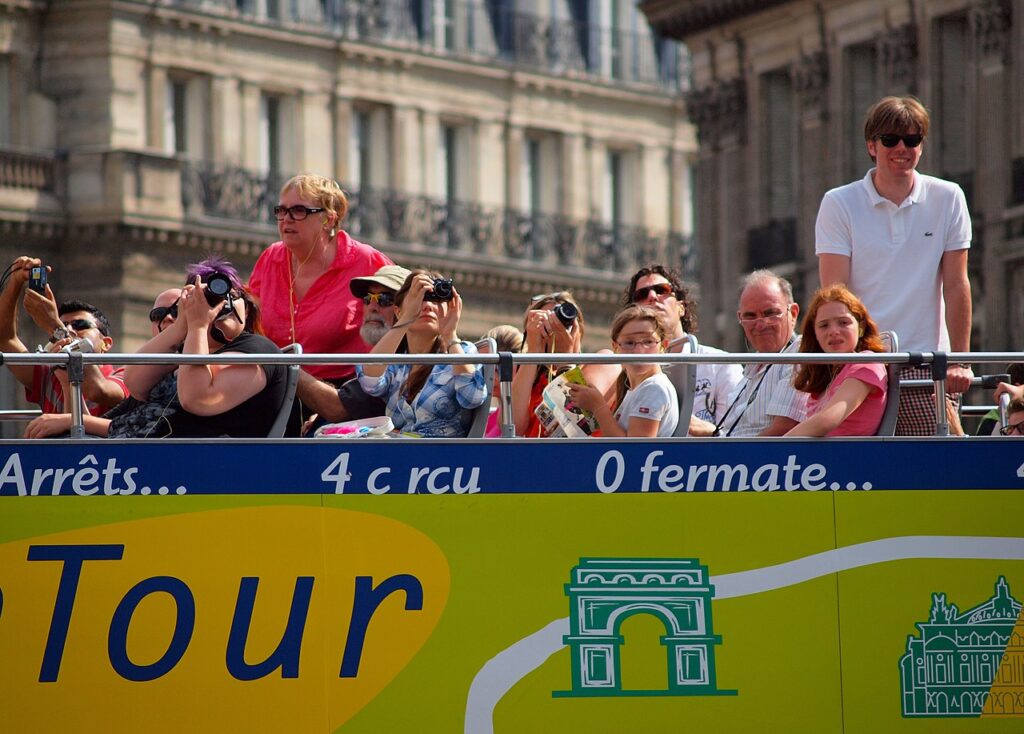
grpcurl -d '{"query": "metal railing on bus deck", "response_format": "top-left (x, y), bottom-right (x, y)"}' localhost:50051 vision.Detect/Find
top-left (4, 349), bottom-right (1022, 439)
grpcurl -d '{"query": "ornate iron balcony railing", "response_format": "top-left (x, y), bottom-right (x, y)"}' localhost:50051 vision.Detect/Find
top-left (180, 161), bottom-right (696, 279)
top-left (157, 0), bottom-right (688, 91)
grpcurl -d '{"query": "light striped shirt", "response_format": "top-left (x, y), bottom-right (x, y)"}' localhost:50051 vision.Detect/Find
top-left (721, 335), bottom-right (809, 437)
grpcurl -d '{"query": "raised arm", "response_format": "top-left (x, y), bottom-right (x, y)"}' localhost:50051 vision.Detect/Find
top-left (125, 312), bottom-right (187, 400)
top-left (0, 257), bottom-right (36, 387)
top-left (174, 281), bottom-right (266, 416)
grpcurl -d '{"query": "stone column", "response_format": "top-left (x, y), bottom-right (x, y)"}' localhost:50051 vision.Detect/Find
top-left (475, 118), bottom-right (504, 208)
top-left (506, 123), bottom-right (525, 210)
top-left (296, 90), bottom-right (332, 174)
top-left (793, 50), bottom-right (829, 282)
top-left (333, 95), bottom-right (353, 185)
top-left (562, 132), bottom-right (587, 221)
top-left (392, 104), bottom-right (421, 193)
top-left (971, 0), bottom-right (1013, 350)
top-left (239, 81), bottom-right (262, 170)
top-left (211, 75), bottom-right (242, 165)
top-left (146, 64), bottom-right (167, 152)
top-left (420, 108), bottom-right (440, 196)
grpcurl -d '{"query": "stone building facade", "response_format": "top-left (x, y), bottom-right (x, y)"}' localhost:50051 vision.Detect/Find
top-left (641, 0), bottom-right (1021, 352)
top-left (0, 0), bottom-right (695, 419)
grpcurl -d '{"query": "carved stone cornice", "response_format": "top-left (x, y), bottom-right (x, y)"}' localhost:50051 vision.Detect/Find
top-left (877, 23), bottom-right (917, 92)
top-left (971, 0), bottom-right (1012, 65)
top-left (792, 50), bottom-right (829, 115)
top-left (684, 77), bottom-right (747, 149)
top-left (639, 0), bottom-right (787, 40)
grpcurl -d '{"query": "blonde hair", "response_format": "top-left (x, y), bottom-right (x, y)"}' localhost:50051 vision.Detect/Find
top-left (280, 174), bottom-right (349, 230)
top-left (484, 324), bottom-right (524, 353)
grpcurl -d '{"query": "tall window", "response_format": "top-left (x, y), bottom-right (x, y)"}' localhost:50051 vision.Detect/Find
top-left (0, 57), bottom-right (10, 146)
top-left (522, 138), bottom-right (542, 215)
top-left (350, 109), bottom-right (371, 191)
top-left (845, 43), bottom-right (877, 179)
top-left (935, 14), bottom-right (970, 178)
top-left (260, 94), bottom-right (281, 175)
top-left (761, 69), bottom-right (794, 221)
top-left (164, 78), bottom-right (188, 155)
top-left (605, 150), bottom-right (624, 227)
top-left (438, 124), bottom-right (458, 202)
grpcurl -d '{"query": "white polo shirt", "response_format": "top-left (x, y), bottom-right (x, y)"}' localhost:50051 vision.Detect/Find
top-left (815, 169), bottom-right (971, 351)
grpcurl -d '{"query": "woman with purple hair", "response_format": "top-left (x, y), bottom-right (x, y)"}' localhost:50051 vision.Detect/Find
top-left (27, 257), bottom-right (288, 438)
top-left (115, 256), bottom-right (287, 438)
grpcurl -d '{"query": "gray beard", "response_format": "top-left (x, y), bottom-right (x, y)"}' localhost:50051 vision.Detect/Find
top-left (360, 320), bottom-right (389, 346)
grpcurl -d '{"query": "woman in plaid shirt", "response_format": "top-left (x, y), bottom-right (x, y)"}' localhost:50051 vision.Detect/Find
top-left (357, 270), bottom-right (486, 437)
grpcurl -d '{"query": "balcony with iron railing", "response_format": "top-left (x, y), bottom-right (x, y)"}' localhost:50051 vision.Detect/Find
top-left (152, 0), bottom-right (689, 91)
top-left (180, 160), bottom-right (696, 278)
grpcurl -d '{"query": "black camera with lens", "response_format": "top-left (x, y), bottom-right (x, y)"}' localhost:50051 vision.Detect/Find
top-left (28, 265), bottom-right (47, 294)
top-left (553, 301), bottom-right (578, 329)
top-left (202, 272), bottom-right (234, 306)
top-left (424, 278), bottom-right (454, 302)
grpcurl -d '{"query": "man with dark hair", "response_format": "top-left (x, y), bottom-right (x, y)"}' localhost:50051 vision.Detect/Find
top-left (816, 95), bottom-right (973, 435)
top-left (0, 256), bottom-right (128, 414)
top-left (625, 264), bottom-right (742, 435)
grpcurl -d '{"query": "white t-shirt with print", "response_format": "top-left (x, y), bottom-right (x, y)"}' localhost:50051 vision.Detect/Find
top-left (615, 372), bottom-right (679, 437)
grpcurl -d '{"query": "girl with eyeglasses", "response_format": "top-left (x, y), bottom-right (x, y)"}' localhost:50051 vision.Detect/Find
top-left (248, 173), bottom-right (392, 388)
top-left (785, 286), bottom-right (888, 437)
top-left (565, 305), bottom-right (679, 438)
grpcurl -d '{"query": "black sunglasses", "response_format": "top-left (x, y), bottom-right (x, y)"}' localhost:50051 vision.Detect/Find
top-left (877, 134), bottom-right (923, 148)
top-left (363, 292), bottom-right (395, 307)
top-left (273, 205), bottom-right (325, 221)
top-left (632, 283), bottom-right (675, 301)
top-left (63, 318), bottom-right (99, 332)
top-left (148, 301), bottom-right (179, 324)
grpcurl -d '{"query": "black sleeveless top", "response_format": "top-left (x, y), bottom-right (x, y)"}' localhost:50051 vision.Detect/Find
top-left (163, 333), bottom-right (287, 438)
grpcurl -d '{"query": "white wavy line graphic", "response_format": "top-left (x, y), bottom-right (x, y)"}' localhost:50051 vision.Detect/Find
top-left (464, 535), bottom-right (1024, 734)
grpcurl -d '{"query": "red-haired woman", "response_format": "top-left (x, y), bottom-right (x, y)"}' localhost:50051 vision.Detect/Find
top-left (785, 285), bottom-right (888, 437)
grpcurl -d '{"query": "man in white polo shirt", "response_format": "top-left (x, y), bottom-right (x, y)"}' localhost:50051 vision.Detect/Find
top-left (815, 95), bottom-right (973, 435)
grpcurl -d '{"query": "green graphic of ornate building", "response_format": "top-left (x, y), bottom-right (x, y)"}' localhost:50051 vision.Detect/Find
top-left (899, 576), bottom-right (1023, 717)
top-left (555, 558), bottom-right (735, 697)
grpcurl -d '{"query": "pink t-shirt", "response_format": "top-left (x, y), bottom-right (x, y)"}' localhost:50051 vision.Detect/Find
top-left (249, 230), bottom-right (391, 381)
top-left (808, 360), bottom-right (888, 436)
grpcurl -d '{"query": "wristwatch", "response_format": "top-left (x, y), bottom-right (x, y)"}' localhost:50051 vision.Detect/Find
top-left (48, 326), bottom-right (69, 344)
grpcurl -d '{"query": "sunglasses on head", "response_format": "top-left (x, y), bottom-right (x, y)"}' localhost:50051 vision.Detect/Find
top-left (363, 292), bottom-right (395, 307)
top-left (876, 133), bottom-right (923, 148)
top-left (632, 283), bottom-right (675, 301)
top-left (148, 301), bottom-right (179, 324)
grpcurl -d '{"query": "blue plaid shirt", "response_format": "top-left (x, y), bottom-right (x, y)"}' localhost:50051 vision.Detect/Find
top-left (357, 341), bottom-right (487, 437)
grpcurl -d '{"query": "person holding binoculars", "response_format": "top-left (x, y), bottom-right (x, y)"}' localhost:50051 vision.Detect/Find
top-left (356, 269), bottom-right (486, 438)
top-left (510, 290), bottom-right (618, 437)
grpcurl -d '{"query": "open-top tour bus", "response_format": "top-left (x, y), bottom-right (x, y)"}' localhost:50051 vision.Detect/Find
top-left (1, 348), bottom-right (1022, 733)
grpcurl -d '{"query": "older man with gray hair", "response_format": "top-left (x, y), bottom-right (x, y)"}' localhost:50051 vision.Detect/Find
top-left (296, 264), bottom-right (410, 424)
top-left (714, 270), bottom-right (809, 437)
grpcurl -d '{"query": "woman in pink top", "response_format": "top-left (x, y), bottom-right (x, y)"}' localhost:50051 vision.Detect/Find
top-left (786, 285), bottom-right (888, 437)
top-left (249, 174), bottom-right (391, 383)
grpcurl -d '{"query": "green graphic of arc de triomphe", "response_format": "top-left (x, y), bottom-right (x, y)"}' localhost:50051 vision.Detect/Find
top-left (555, 558), bottom-right (735, 697)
